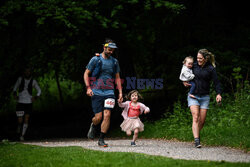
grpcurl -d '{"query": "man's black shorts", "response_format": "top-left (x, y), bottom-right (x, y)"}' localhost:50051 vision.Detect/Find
top-left (91, 95), bottom-right (116, 114)
top-left (16, 103), bottom-right (32, 117)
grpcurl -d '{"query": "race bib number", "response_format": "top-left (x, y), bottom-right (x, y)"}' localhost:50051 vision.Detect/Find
top-left (16, 111), bottom-right (24, 117)
top-left (104, 98), bottom-right (115, 108)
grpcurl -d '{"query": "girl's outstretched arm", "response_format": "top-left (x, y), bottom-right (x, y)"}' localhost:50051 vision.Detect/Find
top-left (139, 103), bottom-right (150, 114)
top-left (144, 109), bottom-right (150, 114)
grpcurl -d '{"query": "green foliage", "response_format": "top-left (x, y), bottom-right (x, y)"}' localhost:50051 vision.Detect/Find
top-left (142, 100), bottom-right (193, 141)
top-left (205, 80), bottom-right (250, 148)
top-left (0, 0), bottom-right (186, 108)
top-left (232, 67), bottom-right (246, 99)
top-left (34, 73), bottom-right (86, 112)
top-left (0, 18), bottom-right (8, 26)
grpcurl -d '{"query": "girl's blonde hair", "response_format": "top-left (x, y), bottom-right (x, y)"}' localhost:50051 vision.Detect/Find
top-left (198, 49), bottom-right (216, 67)
top-left (125, 90), bottom-right (143, 101)
top-left (183, 56), bottom-right (194, 64)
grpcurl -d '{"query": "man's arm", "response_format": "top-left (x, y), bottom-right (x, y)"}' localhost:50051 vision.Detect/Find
top-left (211, 68), bottom-right (222, 103)
top-left (13, 77), bottom-right (21, 92)
top-left (115, 73), bottom-right (123, 103)
top-left (33, 80), bottom-right (41, 97)
top-left (13, 77), bottom-right (21, 99)
top-left (32, 80), bottom-right (41, 101)
top-left (84, 69), bottom-right (94, 96)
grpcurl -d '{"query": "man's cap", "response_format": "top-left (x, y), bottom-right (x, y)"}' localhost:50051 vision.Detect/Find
top-left (104, 42), bottom-right (118, 48)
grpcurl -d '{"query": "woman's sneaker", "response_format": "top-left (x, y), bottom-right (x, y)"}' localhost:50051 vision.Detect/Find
top-left (194, 138), bottom-right (201, 148)
top-left (98, 139), bottom-right (108, 147)
top-left (131, 141), bottom-right (136, 147)
top-left (87, 123), bottom-right (95, 139)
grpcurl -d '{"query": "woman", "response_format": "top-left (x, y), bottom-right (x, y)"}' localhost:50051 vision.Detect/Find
top-left (183, 49), bottom-right (222, 148)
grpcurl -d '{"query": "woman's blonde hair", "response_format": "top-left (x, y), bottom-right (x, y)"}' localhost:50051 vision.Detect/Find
top-left (198, 49), bottom-right (216, 67)
top-left (182, 56), bottom-right (194, 64)
top-left (125, 90), bottom-right (143, 101)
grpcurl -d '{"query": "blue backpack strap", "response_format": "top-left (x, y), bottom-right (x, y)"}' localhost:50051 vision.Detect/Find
top-left (19, 77), bottom-right (33, 95)
top-left (91, 54), bottom-right (118, 79)
top-left (28, 78), bottom-right (33, 95)
top-left (111, 56), bottom-right (118, 79)
top-left (91, 53), bottom-right (102, 78)
top-left (19, 77), bottom-right (25, 92)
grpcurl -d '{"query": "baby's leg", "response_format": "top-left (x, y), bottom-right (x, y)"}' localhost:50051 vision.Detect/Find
top-left (189, 81), bottom-right (196, 98)
top-left (189, 94), bottom-right (196, 98)
top-left (133, 128), bottom-right (139, 142)
top-left (126, 130), bottom-right (132, 136)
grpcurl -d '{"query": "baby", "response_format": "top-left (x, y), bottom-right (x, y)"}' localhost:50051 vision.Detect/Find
top-left (179, 56), bottom-right (196, 98)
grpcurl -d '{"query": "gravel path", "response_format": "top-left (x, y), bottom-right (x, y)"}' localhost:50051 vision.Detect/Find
top-left (23, 138), bottom-right (250, 163)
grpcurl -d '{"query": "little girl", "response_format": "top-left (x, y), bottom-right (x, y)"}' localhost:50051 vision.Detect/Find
top-left (179, 56), bottom-right (196, 98)
top-left (118, 90), bottom-right (150, 146)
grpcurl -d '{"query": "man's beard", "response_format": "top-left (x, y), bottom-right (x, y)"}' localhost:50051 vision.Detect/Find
top-left (105, 52), bottom-right (111, 57)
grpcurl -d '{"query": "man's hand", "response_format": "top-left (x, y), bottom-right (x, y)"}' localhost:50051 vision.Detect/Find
top-left (14, 95), bottom-right (18, 100)
top-left (13, 92), bottom-right (18, 100)
top-left (32, 96), bottom-right (39, 102)
top-left (86, 87), bottom-right (94, 96)
top-left (118, 93), bottom-right (123, 103)
top-left (183, 81), bottom-right (191, 87)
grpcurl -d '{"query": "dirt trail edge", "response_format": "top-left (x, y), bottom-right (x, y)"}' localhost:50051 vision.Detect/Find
top-left (23, 138), bottom-right (250, 163)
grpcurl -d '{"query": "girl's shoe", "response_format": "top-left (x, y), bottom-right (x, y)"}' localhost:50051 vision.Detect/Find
top-left (131, 141), bottom-right (136, 147)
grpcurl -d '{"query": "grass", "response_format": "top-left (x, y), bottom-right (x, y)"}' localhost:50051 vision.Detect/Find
top-left (0, 141), bottom-right (249, 167)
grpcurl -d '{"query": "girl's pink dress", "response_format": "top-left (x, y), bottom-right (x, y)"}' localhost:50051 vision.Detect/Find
top-left (119, 101), bottom-right (150, 132)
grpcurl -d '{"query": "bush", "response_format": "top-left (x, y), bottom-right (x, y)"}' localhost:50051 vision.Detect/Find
top-left (141, 79), bottom-right (250, 150)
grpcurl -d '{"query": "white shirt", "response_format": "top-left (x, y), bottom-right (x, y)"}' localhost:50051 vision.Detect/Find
top-left (13, 77), bottom-right (41, 104)
top-left (179, 65), bottom-right (195, 81)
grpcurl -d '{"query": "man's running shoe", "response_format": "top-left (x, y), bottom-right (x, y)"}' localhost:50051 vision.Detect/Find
top-left (87, 123), bottom-right (95, 139)
top-left (16, 126), bottom-right (21, 134)
top-left (98, 139), bottom-right (108, 147)
top-left (20, 136), bottom-right (24, 141)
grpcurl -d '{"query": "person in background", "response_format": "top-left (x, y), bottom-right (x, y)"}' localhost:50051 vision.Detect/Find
top-left (13, 67), bottom-right (41, 141)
